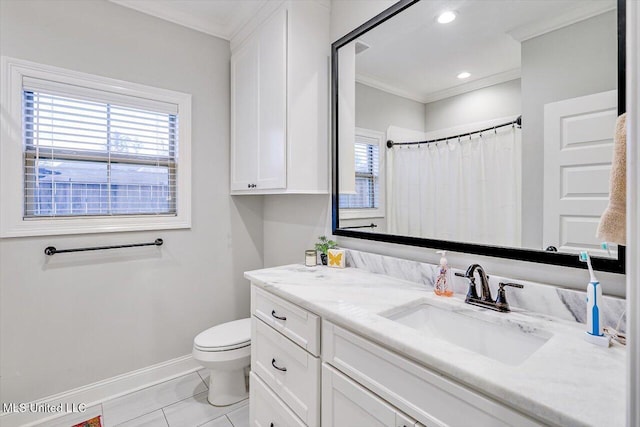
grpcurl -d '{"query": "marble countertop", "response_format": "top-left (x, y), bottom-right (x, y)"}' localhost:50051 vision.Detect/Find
top-left (245, 264), bottom-right (626, 427)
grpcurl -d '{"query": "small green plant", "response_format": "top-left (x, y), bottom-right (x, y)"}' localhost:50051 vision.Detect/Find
top-left (314, 235), bottom-right (337, 255)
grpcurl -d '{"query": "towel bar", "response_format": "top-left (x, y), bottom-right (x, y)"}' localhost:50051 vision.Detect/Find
top-left (44, 238), bottom-right (163, 256)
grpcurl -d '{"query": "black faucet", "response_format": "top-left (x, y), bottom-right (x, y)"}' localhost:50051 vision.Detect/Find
top-left (455, 264), bottom-right (523, 312)
top-left (466, 264), bottom-right (492, 302)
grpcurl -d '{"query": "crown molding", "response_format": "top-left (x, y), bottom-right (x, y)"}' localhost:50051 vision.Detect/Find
top-left (110, 0), bottom-right (328, 44)
top-left (356, 68), bottom-right (521, 105)
top-left (109, 0), bottom-right (268, 41)
top-left (229, 0), bottom-right (285, 51)
top-left (355, 73), bottom-right (426, 103)
top-left (421, 68), bottom-right (521, 104)
top-left (508, 2), bottom-right (615, 42)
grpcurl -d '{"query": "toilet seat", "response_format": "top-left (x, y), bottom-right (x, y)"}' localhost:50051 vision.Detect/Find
top-left (194, 318), bottom-right (251, 352)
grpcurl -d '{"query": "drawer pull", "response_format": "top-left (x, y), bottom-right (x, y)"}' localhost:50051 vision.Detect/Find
top-left (271, 358), bottom-right (287, 372)
top-left (270, 424), bottom-right (274, 427)
top-left (271, 310), bottom-right (287, 321)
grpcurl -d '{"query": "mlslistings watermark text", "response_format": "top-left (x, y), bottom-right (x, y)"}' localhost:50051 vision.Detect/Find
top-left (2, 402), bottom-right (87, 414)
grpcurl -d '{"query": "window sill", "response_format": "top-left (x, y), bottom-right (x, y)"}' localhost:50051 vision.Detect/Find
top-left (339, 209), bottom-right (384, 220)
top-left (1, 216), bottom-right (190, 238)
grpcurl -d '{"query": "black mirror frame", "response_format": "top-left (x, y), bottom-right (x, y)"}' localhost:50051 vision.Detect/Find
top-left (331, 0), bottom-right (626, 274)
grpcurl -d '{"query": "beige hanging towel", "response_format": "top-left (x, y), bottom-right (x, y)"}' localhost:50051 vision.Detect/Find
top-left (597, 113), bottom-right (627, 245)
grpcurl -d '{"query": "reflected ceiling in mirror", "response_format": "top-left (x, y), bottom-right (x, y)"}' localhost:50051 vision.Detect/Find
top-left (333, 0), bottom-right (625, 272)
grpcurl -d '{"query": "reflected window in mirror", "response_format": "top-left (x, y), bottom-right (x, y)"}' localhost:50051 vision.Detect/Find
top-left (339, 129), bottom-right (385, 224)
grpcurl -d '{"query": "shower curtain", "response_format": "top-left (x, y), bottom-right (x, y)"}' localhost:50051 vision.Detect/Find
top-left (387, 120), bottom-right (522, 247)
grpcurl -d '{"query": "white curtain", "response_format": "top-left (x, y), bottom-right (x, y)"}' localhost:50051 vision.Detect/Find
top-left (387, 120), bottom-right (521, 247)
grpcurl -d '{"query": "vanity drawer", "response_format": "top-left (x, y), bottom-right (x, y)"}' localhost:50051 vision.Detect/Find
top-left (250, 372), bottom-right (306, 427)
top-left (322, 363), bottom-right (420, 427)
top-left (252, 316), bottom-right (320, 427)
top-left (251, 285), bottom-right (320, 356)
top-left (323, 322), bottom-right (544, 427)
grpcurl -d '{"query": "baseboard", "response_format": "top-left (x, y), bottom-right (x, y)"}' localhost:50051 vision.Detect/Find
top-left (0, 354), bottom-right (201, 427)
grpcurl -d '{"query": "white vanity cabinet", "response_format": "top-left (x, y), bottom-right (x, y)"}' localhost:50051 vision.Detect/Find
top-left (250, 286), bottom-right (321, 427)
top-left (322, 322), bottom-right (543, 427)
top-left (230, 0), bottom-right (330, 194)
top-left (249, 284), bottom-right (545, 427)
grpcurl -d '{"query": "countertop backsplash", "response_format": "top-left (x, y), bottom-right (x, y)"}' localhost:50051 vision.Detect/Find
top-left (345, 249), bottom-right (626, 333)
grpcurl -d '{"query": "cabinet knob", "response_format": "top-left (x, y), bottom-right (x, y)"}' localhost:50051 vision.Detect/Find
top-left (247, 184), bottom-right (251, 188)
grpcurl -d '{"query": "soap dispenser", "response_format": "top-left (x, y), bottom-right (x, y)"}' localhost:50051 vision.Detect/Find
top-left (434, 250), bottom-right (453, 297)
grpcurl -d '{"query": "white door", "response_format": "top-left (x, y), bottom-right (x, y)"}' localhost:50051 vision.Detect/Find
top-left (543, 90), bottom-right (617, 257)
top-left (321, 363), bottom-right (417, 427)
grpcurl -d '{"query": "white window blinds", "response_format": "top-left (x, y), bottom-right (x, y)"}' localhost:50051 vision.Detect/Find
top-left (22, 78), bottom-right (178, 218)
top-left (339, 140), bottom-right (380, 209)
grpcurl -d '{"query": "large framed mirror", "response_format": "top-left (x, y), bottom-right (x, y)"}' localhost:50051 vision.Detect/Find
top-left (332, 0), bottom-right (626, 273)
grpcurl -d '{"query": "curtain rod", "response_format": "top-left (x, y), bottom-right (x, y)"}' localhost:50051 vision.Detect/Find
top-left (386, 115), bottom-right (522, 148)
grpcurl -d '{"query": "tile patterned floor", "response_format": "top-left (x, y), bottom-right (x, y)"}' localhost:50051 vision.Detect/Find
top-left (37, 369), bottom-right (249, 427)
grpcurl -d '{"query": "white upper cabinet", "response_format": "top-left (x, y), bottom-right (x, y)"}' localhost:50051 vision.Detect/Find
top-left (231, 0), bottom-right (330, 194)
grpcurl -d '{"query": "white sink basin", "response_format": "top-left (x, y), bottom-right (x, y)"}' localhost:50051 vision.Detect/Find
top-left (386, 304), bottom-right (551, 366)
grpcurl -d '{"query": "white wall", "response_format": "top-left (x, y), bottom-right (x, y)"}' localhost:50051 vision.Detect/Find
top-left (0, 0), bottom-right (263, 403)
top-left (520, 11), bottom-right (617, 249)
top-left (263, 195), bottom-right (331, 267)
top-left (356, 82), bottom-right (425, 132)
top-left (423, 79), bottom-right (521, 132)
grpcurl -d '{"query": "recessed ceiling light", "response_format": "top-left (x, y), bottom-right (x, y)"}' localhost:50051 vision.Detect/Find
top-left (457, 72), bottom-right (471, 79)
top-left (437, 11), bottom-right (457, 24)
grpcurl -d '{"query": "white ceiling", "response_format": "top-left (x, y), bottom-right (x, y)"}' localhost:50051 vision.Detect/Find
top-left (109, 0), bottom-right (269, 40)
top-left (354, 0), bottom-right (616, 103)
top-left (109, 0), bottom-right (615, 103)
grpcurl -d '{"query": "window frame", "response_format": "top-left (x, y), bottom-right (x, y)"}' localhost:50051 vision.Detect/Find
top-left (0, 57), bottom-right (192, 237)
top-left (339, 128), bottom-right (385, 220)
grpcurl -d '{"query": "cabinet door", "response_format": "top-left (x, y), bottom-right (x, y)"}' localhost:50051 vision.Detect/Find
top-left (250, 372), bottom-right (306, 427)
top-left (231, 8), bottom-right (287, 192)
top-left (256, 7), bottom-right (287, 190)
top-left (322, 363), bottom-right (417, 427)
top-left (231, 37), bottom-right (259, 191)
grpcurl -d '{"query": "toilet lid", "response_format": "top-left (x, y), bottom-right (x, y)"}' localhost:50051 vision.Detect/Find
top-left (194, 318), bottom-right (251, 351)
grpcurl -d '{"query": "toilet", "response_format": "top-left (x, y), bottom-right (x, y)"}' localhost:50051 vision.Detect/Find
top-left (192, 318), bottom-right (251, 406)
